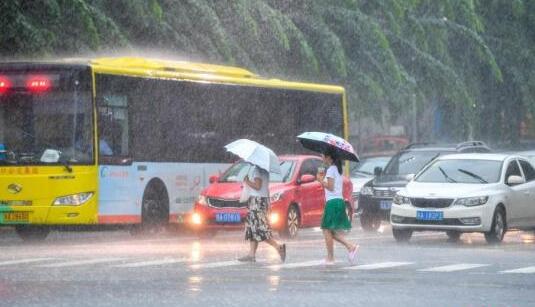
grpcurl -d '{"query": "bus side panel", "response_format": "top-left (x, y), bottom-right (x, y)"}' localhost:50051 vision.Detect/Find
top-left (132, 162), bottom-right (229, 224)
top-left (98, 165), bottom-right (140, 224)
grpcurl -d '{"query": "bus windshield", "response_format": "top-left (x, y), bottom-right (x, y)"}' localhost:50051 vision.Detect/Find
top-left (0, 70), bottom-right (93, 165)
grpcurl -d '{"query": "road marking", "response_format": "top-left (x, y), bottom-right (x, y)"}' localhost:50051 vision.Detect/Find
top-left (190, 260), bottom-right (245, 269)
top-left (268, 260), bottom-right (326, 270)
top-left (113, 258), bottom-right (188, 268)
top-left (345, 262), bottom-right (414, 270)
top-left (419, 263), bottom-right (489, 272)
top-left (37, 258), bottom-right (125, 268)
top-left (0, 258), bottom-right (57, 266)
top-left (500, 266), bottom-right (535, 274)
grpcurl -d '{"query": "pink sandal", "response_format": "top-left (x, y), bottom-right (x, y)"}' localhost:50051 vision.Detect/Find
top-left (348, 244), bottom-right (359, 264)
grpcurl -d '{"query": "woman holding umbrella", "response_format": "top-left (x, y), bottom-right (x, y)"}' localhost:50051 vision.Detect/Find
top-left (317, 148), bottom-right (358, 265)
top-left (238, 165), bottom-right (286, 263)
top-left (224, 139), bottom-right (286, 263)
top-left (297, 132), bottom-right (359, 265)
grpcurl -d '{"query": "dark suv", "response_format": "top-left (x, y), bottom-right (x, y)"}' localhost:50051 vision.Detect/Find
top-left (358, 141), bottom-right (491, 231)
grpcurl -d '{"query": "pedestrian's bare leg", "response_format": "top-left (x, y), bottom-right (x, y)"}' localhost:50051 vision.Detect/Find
top-left (249, 240), bottom-right (258, 257)
top-left (265, 238), bottom-right (280, 250)
top-left (323, 230), bottom-right (334, 261)
top-left (332, 232), bottom-right (357, 251)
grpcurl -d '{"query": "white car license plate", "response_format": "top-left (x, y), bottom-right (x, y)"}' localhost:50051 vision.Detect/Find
top-left (416, 211), bottom-right (443, 221)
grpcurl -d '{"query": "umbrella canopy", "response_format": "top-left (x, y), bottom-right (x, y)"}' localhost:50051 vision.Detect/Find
top-left (297, 131), bottom-right (359, 162)
top-left (224, 139), bottom-right (282, 174)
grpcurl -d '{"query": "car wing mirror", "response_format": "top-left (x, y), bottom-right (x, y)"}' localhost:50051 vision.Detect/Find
top-left (406, 173), bottom-right (415, 181)
top-left (374, 166), bottom-right (383, 177)
top-left (507, 175), bottom-right (525, 186)
top-left (299, 174), bottom-right (316, 184)
top-left (209, 175), bottom-right (220, 184)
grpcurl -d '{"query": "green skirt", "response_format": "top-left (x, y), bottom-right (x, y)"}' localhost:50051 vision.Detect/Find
top-left (321, 198), bottom-right (351, 230)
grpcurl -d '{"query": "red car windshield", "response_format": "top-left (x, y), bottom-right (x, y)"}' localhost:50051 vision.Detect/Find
top-left (219, 160), bottom-right (296, 183)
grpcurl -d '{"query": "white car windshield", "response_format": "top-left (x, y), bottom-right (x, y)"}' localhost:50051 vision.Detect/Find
top-left (415, 159), bottom-right (502, 184)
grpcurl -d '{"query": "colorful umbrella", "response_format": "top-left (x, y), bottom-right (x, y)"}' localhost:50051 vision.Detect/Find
top-left (297, 132), bottom-right (359, 161)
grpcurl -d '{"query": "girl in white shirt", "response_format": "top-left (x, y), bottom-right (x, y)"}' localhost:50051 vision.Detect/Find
top-left (317, 148), bottom-right (358, 265)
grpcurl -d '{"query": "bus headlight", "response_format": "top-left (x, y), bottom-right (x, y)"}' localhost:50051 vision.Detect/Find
top-left (53, 192), bottom-right (93, 206)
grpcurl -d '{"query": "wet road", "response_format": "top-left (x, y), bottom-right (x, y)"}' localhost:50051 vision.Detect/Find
top-left (1, 223), bottom-right (534, 307)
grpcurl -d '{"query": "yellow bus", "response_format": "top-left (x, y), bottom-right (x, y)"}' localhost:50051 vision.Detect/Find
top-left (0, 57), bottom-right (348, 240)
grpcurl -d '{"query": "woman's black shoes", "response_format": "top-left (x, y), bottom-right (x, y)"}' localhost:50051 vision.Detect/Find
top-left (279, 244), bottom-right (286, 262)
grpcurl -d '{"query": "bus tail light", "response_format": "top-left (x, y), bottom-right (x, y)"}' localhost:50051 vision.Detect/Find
top-left (0, 76), bottom-right (11, 93)
top-left (53, 192), bottom-right (94, 206)
top-left (26, 75), bottom-right (52, 92)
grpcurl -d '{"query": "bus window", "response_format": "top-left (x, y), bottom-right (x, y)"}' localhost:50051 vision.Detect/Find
top-left (97, 94), bottom-right (129, 159)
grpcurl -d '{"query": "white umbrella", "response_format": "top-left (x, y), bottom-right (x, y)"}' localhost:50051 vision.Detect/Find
top-left (224, 139), bottom-right (282, 174)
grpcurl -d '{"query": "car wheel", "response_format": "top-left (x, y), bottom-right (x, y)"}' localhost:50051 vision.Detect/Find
top-left (392, 228), bottom-right (412, 243)
top-left (360, 210), bottom-right (380, 231)
top-left (446, 231), bottom-right (461, 242)
top-left (485, 207), bottom-right (506, 244)
top-left (15, 225), bottom-right (50, 241)
top-left (279, 206), bottom-right (300, 239)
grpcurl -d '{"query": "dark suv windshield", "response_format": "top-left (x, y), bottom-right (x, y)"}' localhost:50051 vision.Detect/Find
top-left (219, 160), bottom-right (296, 183)
top-left (382, 150), bottom-right (445, 176)
top-left (0, 69), bottom-right (93, 165)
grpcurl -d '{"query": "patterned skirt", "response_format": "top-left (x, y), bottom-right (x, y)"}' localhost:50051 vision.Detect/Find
top-left (244, 196), bottom-right (273, 242)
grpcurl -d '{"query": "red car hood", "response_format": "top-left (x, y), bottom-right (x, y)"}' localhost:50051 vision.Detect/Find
top-left (202, 182), bottom-right (288, 199)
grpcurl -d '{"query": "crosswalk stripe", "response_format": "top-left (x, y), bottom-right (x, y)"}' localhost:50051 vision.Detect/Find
top-left (500, 266), bottom-right (535, 274)
top-left (0, 258), bottom-right (57, 266)
top-left (345, 262), bottom-right (414, 270)
top-left (190, 260), bottom-right (245, 269)
top-left (419, 263), bottom-right (489, 272)
top-left (37, 258), bottom-right (125, 268)
top-left (113, 258), bottom-right (187, 268)
top-left (268, 260), bottom-right (326, 270)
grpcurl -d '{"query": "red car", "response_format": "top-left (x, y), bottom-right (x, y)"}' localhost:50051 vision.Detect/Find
top-left (191, 155), bottom-right (354, 238)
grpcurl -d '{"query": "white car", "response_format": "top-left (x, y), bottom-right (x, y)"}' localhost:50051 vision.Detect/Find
top-left (390, 153), bottom-right (535, 244)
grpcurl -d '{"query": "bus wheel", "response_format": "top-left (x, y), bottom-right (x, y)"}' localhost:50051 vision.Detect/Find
top-left (15, 225), bottom-right (50, 241)
top-left (137, 180), bottom-right (169, 235)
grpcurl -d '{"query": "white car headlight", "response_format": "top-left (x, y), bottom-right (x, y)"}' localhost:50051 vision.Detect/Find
top-left (454, 196), bottom-right (489, 207)
top-left (53, 192), bottom-right (93, 206)
top-left (360, 186), bottom-right (373, 196)
top-left (270, 192), bottom-right (284, 203)
top-left (197, 195), bottom-right (208, 206)
top-left (393, 194), bottom-right (411, 205)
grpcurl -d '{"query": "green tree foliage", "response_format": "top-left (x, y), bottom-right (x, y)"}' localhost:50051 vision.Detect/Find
top-left (1, 0), bottom-right (534, 146)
